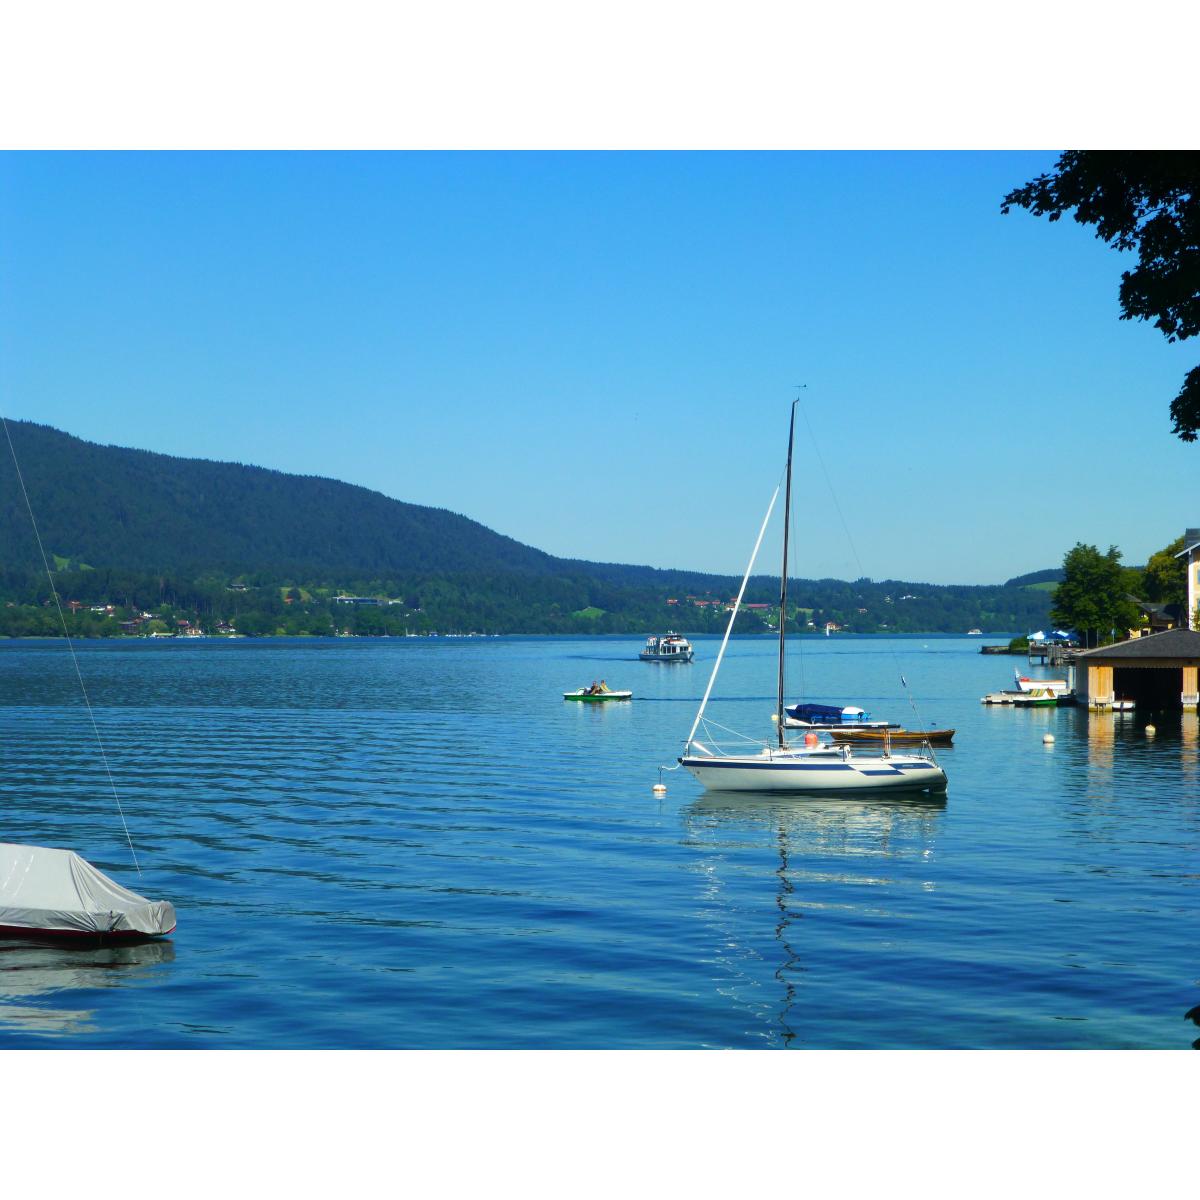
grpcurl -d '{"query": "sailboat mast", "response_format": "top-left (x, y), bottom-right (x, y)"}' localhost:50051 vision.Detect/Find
top-left (776, 400), bottom-right (797, 746)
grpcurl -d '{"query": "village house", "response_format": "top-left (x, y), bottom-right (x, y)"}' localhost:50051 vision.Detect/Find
top-left (1129, 598), bottom-right (1182, 636)
top-left (1177, 527), bottom-right (1200, 630)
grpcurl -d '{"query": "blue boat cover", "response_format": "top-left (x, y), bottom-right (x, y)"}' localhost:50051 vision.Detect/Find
top-left (785, 703), bottom-right (845, 722)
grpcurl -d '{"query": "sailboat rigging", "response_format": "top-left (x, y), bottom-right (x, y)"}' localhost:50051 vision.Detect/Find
top-left (677, 400), bottom-right (947, 795)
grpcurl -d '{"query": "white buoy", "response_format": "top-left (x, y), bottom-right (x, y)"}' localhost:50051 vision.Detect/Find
top-left (1043, 733), bottom-right (1055, 744)
top-left (652, 782), bottom-right (667, 794)
top-left (1145, 724), bottom-right (1156, 737)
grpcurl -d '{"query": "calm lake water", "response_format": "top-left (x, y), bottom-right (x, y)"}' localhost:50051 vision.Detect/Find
top-left (0, 635), bottom-right (1196, 1048)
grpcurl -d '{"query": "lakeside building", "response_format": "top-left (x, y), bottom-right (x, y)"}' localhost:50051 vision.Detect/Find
top-left (1074, 628), bottom-right (1200, 712)
top-left (1176, 528), bottom-right (1200, 630)
top-left (1130, 597), bottom-right (1184, 635)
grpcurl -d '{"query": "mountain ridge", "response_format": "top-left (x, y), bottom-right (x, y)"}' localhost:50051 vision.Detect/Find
top-left (0, 420), bottom-right (1054, 635)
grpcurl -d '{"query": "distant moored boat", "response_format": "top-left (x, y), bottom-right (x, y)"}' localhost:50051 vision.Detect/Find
top-left (640, 633), bottom-right (694, 662)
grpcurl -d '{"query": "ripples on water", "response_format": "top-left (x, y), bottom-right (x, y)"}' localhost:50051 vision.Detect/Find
top-left (0, 636), bottom-right (1196, 1048)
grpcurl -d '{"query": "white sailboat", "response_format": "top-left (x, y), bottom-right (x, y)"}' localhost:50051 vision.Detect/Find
top-left (677, 401), bottom-right (947, 795)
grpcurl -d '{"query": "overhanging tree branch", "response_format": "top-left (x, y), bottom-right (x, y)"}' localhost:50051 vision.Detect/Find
top-left (1003, 151), bottom-right (1200, 441)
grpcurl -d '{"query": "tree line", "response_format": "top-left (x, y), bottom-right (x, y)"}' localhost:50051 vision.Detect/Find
top-left (1049, 535), bottom-right (1193, 647)
top-left (0, 560), bottom-right (1055, 639)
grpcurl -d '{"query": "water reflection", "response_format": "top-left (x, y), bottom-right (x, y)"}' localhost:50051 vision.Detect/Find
top-left (687, 790), bottom-right (946, 856)
top-left (1085, 709), bottom-right (1200, 792)
top-left (0, 940), bottom-right (175, 1036)
top-left (1087, 712), bottom-right (1116, 772)
top-left (682, 792), bottom-right (945, 1047)
top-left (1182, 713), bottom-right (1199, 785)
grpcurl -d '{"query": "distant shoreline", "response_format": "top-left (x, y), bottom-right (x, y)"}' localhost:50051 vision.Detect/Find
top-left (0, 630), bottom-right (1017, 643)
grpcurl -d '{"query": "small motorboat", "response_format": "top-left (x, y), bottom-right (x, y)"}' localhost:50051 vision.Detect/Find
top-left (564, 688), bottom-right (633, 702)
top-left (0, 843), bottom-right (176, 943)
top-left (1012, 688), bottom-right (1062, 707)
top-left (830, 727), bottom-right (955, 746)
top-left (1014, 670), bottom-right (1070, 695)
top-left (639, 633), bottom-right (694, 662)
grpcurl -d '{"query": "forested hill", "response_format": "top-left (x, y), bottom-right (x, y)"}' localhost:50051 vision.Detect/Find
top-left (0, 420), bottom-right (1054, 635)
top-left (0, 420), bottom-right (558, 577)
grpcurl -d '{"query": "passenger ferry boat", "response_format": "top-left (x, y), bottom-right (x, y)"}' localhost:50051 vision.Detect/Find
top-left (640, 633), bottom-right (694, 662)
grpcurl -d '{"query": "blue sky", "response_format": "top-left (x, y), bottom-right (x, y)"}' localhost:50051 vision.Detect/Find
top-left (1, 151), bottom-right (1195, 584)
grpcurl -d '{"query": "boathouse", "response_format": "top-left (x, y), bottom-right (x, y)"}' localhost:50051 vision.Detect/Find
top-left (1074, 628), bottom-right (1200, 712)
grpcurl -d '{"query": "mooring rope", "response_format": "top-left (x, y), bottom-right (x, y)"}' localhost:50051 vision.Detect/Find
top-left (1, 416), bottom-right (141, 874)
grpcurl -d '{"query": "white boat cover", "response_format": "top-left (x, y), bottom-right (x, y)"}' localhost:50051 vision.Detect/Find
top-left (0, 843), bottom-right (175, 937)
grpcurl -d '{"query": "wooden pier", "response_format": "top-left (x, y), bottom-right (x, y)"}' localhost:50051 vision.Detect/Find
top-left (1028, 642), bottom-right (1077, 666)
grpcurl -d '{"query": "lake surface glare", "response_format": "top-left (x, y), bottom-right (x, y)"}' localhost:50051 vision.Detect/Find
top-left (1, 635), bottom-right (1196, 1048)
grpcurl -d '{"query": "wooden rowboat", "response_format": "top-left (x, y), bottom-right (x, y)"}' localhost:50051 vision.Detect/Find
top-left (829, 727), bottom-right (955, 746)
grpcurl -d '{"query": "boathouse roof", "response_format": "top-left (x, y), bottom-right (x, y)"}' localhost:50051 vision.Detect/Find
top-left (1074, 628), bottom-right (1200, 660)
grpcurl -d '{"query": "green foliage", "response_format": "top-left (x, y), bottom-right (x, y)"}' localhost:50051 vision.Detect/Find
top-left (1141, 536), bottom-right (1187, 605)
top-left (1003, 151), bottom-right (1200, 440)
top-left (1004, 568), bottom-right (1064, 587)
top-left (0, 420), bottom-right (561, 579)
top-left (1051, 543), bottom-right (1140, 646)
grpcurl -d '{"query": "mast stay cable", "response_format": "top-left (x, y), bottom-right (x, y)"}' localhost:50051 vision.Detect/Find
top-left (1, 416), bottom-right (141, 874)
top-left (684, 482), bottom-right (781, 753)
top-left (795, 397), bottom-right (936, 756)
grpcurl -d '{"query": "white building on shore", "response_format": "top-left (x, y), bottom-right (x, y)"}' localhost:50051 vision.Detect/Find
top-left (1177, 527), bottom-right (1200, 630)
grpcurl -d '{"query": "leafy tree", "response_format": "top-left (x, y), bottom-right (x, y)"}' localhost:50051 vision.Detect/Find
top-left (1141, 535), bottom-right (1187, 605)
top-left (1051, 543), bottom-right (1140, 647)
top-left (1002, 152), bottom-right (1200, 440)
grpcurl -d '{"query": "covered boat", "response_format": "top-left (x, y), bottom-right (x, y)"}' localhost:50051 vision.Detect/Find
top-left (0, 843), bottom-right (176, 942)
top-left (783, 702), bottom-right (892, 730)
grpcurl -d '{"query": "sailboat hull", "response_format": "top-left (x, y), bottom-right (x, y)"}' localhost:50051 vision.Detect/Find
top-left (679, 752), bottom-right (947, 794)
